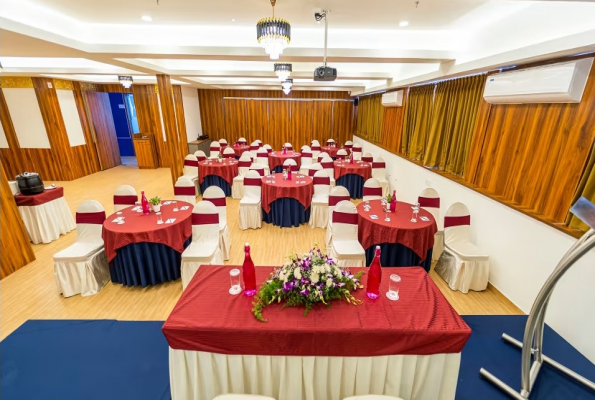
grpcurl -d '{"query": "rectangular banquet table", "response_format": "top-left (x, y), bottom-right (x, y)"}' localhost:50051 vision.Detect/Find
top-left (163, 265), bottom-right (471, 400)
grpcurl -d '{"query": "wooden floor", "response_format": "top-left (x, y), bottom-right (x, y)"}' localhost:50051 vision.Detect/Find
top-left (0, 165), bottom-right (522, 340)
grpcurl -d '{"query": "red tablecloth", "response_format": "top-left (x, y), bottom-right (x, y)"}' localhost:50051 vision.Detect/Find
top-left (198, 159), bottom-right (239, 186)
top-left (163, 265), bottom-right (471, 356)
top-left (102, 201), bottom-right (193, 262)
top-left (268, 151), bottom-right (301, 171)
top-left (231, 145), bottom-right (251, 157)
top-left (260, 173), bottom-right (313, 213)
top-left (334, 160), bottom-right (372, 180)
top-left (358, 200), bottom-right (437, 261)
top-left (14, 187), bottom-right (64, 207)
top-left (321, 146), bottom-right (340, 158)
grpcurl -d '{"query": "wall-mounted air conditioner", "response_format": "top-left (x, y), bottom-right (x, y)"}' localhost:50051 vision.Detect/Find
top-left (381, 90), bottom-right (404, 107)
top-left (483, 57), bottom-right (593, 104)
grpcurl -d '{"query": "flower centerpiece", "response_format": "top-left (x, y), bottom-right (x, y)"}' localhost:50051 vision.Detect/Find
top-left (385, 193), bottom-right (393, 203)
top-left (149, 196), bottom-right (161, 212)
top-left (252, 245), bottom-right (365, 322)
top-left (217, 152), bottom-right (223, 162)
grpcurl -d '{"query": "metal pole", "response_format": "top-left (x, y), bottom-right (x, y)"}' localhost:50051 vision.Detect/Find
top-left (323, 11), bottom-right (328, 67)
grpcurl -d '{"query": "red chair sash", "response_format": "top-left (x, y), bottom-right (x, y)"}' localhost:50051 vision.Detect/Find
top-left (223, 153), bottom-right (235, 158)
top-left (196, 156), bottom-right (206, 162)
top-left (285, 146), bottom-right (293, 151)
top-left (311, 145), bottom-right (321, 151)
top-left (204, 197), bottom-right (226, 207)
top-left (283, 164), bottom-right (298, 171)
top-left (344, 144), bottom-right (353, 150)
top-left (308, 168), bottom-right (320, 177)
top-left (418, 196), bottom-right (440, 208)
top-left (192, 213), bottom-right (219, 225)
top-left (113, 195), bottom-right (137, 205)
top-left (332, 211), bottom-right (358, 224)
top-left (266, 148), bottom-right (272, 153)
top-left (321, 161), bottom-right (334, 169)
top-left (362, 156), bottom-right (373, 162)
top-left (244, 178), bottom-right (262, 186)
top-left (301, 152), bottom-right (312, 158)
top-left (326, 141), bottom-right (335, 146)
top-left (372, 162), bottom-right (386, 169)
top-left (352, 147), bottom-right (362, 153)
top-left (238, 139), bottom-right (247, 144)
top-left (210, 146), bottom-right (220, 152)
top-left (250, 168), bottom-right (265, 176)
top-left (184, 159), bottom-right (199, 167)
top-left (238, 161), bottom-right (252, 168)
top-left (444, 215), bottom-right (470, 228)
top-left (317, 155), bottom-right (325, 162)
top-left (258, 143), bottom-right (263, 147)
top-left (336, 154), bottom-right (346, 160)
top-left (313, 176), bottom-right (330, 185)
top-left (329, 195), bottom-right (350, 207)
top-left (76, 211), bottom-right (106, 225)
top-left (174, 186), bottom-right (196, 196)
top-left (363, 187), bottom-right (382, 197)
top-left (250, 145), bottom-right (260, 151)
top-left (220, 143), bottom-right (228, 148)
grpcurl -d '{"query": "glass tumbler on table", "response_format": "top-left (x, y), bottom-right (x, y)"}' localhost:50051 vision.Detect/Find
top-left (156, 212), bottom-right (163, 225)
top-left (386, 274), bottom-right (401, 301)
top-left (229, 268), bottom-right (242, 295)
top-left (172, 201), bottom-right (179, 212)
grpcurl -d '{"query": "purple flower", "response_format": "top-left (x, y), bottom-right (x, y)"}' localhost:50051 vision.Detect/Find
top-left (337, 282), bottom-right (345, 287)
top-left (300, 288), bottom-right (310, 296)
top-left (282, 281), bottom-right (295, 292)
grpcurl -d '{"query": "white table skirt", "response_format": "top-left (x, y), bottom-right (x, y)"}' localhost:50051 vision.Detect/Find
top-left (169, 349), bottom-right (461, 400)
top-left (18, 197), bottom-right (76, 244)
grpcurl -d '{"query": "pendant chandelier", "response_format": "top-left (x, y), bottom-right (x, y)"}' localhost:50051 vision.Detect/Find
top-left (274, 63), bottom-right (292, 81)
top-left (282, 78), bottom-right (293, 94)
top-left (256, 0), bottom-right (291, 60)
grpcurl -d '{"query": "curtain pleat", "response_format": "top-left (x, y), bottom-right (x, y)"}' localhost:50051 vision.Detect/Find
top-left (402, 85), bottom-right (434, 159)
top-left (356, 95), bottom-right (384, 143)
top-left (566, 142), bottom-right (595, 232)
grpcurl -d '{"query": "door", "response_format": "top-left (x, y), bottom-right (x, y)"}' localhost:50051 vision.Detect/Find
top-left (85, 91), bottom-right (121, 170)
top-left (108, 93), bottom-right (135, 157)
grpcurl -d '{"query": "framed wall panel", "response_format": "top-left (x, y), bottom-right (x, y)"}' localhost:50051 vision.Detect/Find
top-left (56, 89), bottom-right (86, 147)
top-left (3, 88), bottom-right (51, 149)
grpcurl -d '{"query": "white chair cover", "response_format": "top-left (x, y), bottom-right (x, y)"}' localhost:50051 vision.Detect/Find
top-left (19, 193), bottom-right (76, 244)
top-left (372, 157), bottom-right (389, 197)
top-left (362, 152), bottom-right (374, 163)
top-left (435, 202), bottom-right (489, 293)
top-left (284, 142), bottom-right (293, 151)
top-left (326, 138), bottom-right (335, 145)
top-left (113, 184), bottom-right (137, 213)
top-left (336, 149), bottom-right (348, 160)
top-left (363, 178), bottom-right (383, 201)
top-left (238, 137), bottom-right (247, 145)
top-left (283, 158), bottom-right (298, 172)
top-left (418, 187), bottom-right (443, 261)
top-left (250, 163), bottom-right (266, 176)
top-left (352, 144), bottom-right (363, 160)
top-left (325, 186), bottom-right (350, 249)
top-left (181, 201), bottom-right (224, 290)
top-left (194, 150), bottom-right (207, 162)
top-left (183, 154), bottom-right (199, 178)
top-left (307, 163), bottom-right (323, 177)
top-left (309, 170), bottom-right (331, 229)
top-left (317, 152), bottom-right (329, 163)
top-left (209, 141), bottom-right (221, 159)
top-left (311, 140), bottom-right (321, 158)
top-left (263, 144), bottom-right (273, 154)
top-left (219, 138), bottom-right (228, 148)
top-left (223, 147), bottom-right (236, 158)
top-left (174, 176), bottom-right (197, 204)
top-left (329, 201), bottom-right (365, 267)
top-left (255, 139), bottom-right (263, 147)
top-left (320, 157), bottom-right (336, 185)
top-left (233, 152), bottom-right (254, 199)
top-left (239, 171), bottom-right (262, 230)
top-left (53, 200), bottom-right (108, 297)
top-left (250, 141), bottom-right (260, 160)
top-left (256, 148), bottom-right (270, 175)
top-left (203, 186), bottom-right (231, 261)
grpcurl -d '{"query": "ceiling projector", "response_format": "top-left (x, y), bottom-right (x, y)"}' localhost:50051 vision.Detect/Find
top-left (314, 66), bottom-right (337, 81)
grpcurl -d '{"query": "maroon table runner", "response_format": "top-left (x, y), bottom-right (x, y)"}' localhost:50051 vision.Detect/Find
top-left (321, 146), bottom-right (340, 158)
top-left (162, 265), bottom-right (471, 356)
top-left (198, 159), bottom-right (239, 186)
top-left (334, 160), bottom-right (372, 181)
top-left (231, 145), bottom-right (251, 157)
top-left (357, 200), bottom-right (437, 261)
top-left (260, 173), bottom-right (313, 214)
top-left (268, 151), bottom-right (301, 171)
top-left (102, 201), bottom-right (193, 262)
top-left (14, 187), bottom-right (64, 207)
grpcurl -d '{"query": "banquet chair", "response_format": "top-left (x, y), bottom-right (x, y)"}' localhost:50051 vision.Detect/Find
top-left (256, 147), bottom-right (271, 175)
top-left (284, 142), bottom-right (293, 151)
top-left (213, 395), bottom-right (276, 400)
top-left (54, 200), bottom-right (109, 297)
top-left (232, 152), bottom-right (253, 199)
top-left (113, 184), bottom-right (137, 212)
top-left (239, 171), bottom-right (262, 230)
top-left (194, 150), bottom-right (207, 162)
top-left (311, 140), bottom-right (322, 158)
top-left (219, 138), bottom-right (228, 148)
top-left (174, 176), bottom-right (197, 204)
top-left (352, 143), bottom-right (363, 160)
top-left (309, 170), bottom-right (332, 229)
top-left (372, 156), bottom-right (389, 197)
top-left (255, 139), bottom-right (263, 147)
top-left (238, 137), bottom-right (247, 145)
top-left (250, 141), bottom-right (260, 160)
top-left (344, 140), bottom-right (353, 152)
top-left (325, 186), bottom-right (351, 249)
top-left (343, 396), bottom-right (404, 400)
top-left (283, 158), bottom-right (298, 172)
top-left (264, 144), bottom-right (273, 154)
top-left (223, 147), bottom-right (236, 159)
top-left (183, 154), bottom-right (200, 191)
top-left (320, 157), bottom-right (336, 186)
top-left (418, 187), bottom-right (444, 262)
top-left (203, 186), bottom-right (231, 261)
top-left (249, 163), bottom-right (266, 176)
top-left (326, 138), bottom-right (335, 146)
top-left (209, 141), bottom-right (221, 159)
top-left (435, 202), bottom-right (489, 293)
top-left (362, 152), bottom-right (374, 163)
top-left (317, 152), bottom-right (329, 163)
top-left (300, 146), bottom-right (313, 174)
top-left (363, 178), bottom-right (383, 201)
top-left (336, 149), bottom-right (348, 160)
top-left (181, 201), bottom-right (224, 290)
top-left (329, 200), bottom-right (366, 267)
top-left (307, 163), bottom-right (323, 177)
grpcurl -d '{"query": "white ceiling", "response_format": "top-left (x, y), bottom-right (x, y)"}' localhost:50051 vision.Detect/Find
top-left (1, 0), bottom-right (595, 94)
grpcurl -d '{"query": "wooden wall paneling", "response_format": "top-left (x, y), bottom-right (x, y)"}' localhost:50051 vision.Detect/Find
top-left (289, 101), bottom-right (313, 148)
top-left (95, 84), bottom-right (133, 94)
top-left (223, 98), bottom-right (247, 141)
top-left (0, 89), bottom-right (25, 178)
top-left (84, 91), bottom-right (121, 170)
top-left (1, 163), bottom-right (35, 279)
top-left (156, 75), bottom-right (184, 184)
top-left (312, 101), bottom-right (332, 143)
top-left (132, 85), bottom-right (170, 168)
top-left (197, 89), bottom-right (225, 138)
top-left (173, 85), bottom-right (189, 159)
top-left (245, 99), bottom-right (268, 145)
top-left (72, 81), bottom-right (101, 176)
top-left (267, 100), bottom-right (291, 149)
top-left (332, 101), bottom-right (355, 145)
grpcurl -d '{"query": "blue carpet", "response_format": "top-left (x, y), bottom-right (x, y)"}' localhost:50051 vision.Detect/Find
top-left (1, 316), bottom-right (594, 400)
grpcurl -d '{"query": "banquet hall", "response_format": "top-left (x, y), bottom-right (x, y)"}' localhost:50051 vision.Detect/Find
top-left (1, 0), bottom-right (595, 399)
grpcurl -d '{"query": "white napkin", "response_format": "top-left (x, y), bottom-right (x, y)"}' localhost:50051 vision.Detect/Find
top-left (131, 206), bottom-right (141, 211)
top-left (370, 215), bottom-right (379, 219)
top-left (420, 216), bottom-right (430, 222)
top-left (162, 201), bottom-right (172, 205)
top-left (180, 206), bottom-right (190, 211)
top-left (166, 218), bottom-right (176, 224)
top-left (112, 217), bottom-right (123, 223)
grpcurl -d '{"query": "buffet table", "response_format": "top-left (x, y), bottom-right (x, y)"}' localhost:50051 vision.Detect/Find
top-left (163, 265), bottom-right (470, 400)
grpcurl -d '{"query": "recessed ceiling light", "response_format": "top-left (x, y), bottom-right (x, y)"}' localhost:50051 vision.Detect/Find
top-left (231, 18), bottom-right (236, 22)
top-left (399, 21), bottom-right (409, 27)
top-left (141, 15), bottom-right (152, 22)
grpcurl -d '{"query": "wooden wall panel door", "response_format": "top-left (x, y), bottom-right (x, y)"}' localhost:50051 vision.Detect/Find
top-left (332, 101), bottom-right (355, 145)
top-left (85, 91), bottom-right (121, 170)
top-left (267, 100), bottom-right (291, 150)
top-left (173, 85), bottom-right (189, 160)
top-left (223, 99), bottom-right (247, 141)
top-left (132, 85), bottom-right (170, 168)
top-left (312, 101), bottom-right (332, 144)
top-left (156, 75), bottom-right (184, 184)
top-left (290, 101), bottom-right (313, 149)
top-left (72, 82), bottom-right (101, 176)
top-left (246, 99), bottom-right (268, 145)
top-left (198, 90), bottom-right (225, 138)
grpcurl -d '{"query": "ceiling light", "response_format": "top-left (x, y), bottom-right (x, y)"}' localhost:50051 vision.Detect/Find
top-left (281, 78), bottom-right (293, 90)
top-left (274, 63), bottom-right (292, 81)
top-left (399, 21), bottom-right (409, 27)
top-left (232, 18), bottom-right (236, 22)
top-left (256, 0), bottom-right (291, 60)
top-left (141, 15), bottom-right (152, 22)
top-left (283, 87), bottom-right (291, 95)
top-left (118, 75), bottom-right (133, 89)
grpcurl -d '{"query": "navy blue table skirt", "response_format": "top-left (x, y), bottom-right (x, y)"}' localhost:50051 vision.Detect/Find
top-left (364, 243), bottom-right (433, 272)
top-left (109, 238), bottom-right (191, 287)
top-left (272, 165), bottom-right (285, 173)
top-left (200, 175), bottom-right (232, 197)
top-left (262, 198), bottom-right (311, 228)
top-left (336, 174), bottom-right (365, 199)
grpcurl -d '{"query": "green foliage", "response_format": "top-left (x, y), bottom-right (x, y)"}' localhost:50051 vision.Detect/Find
top-left (148, 196), bottom-right (161, 206)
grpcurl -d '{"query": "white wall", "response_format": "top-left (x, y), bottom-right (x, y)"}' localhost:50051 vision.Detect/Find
top-left (357, 136), bottom-right (595, 364)
top-left (181, 86), bottom-right (202, 142)
top-left (0, 118), bottom-right (8, 148)
top-left (55, 90), bottom-right (86, 147)
top-left (3, 88), bottom-right (51, 149)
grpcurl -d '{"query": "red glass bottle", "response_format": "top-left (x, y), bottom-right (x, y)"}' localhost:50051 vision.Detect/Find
top-left (287, 166), bottom-right (292, 180)
top-left (390, 189), bottom-right (397, 213)
top-left (366, 246), bottom-right (382, 299)
top-left (140, 190), bottom-right (150, 215)
top-left (243, 242), bottom-right (257, 296)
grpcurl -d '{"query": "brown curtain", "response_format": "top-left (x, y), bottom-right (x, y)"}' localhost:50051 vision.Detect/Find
top-left (423, 74), bottom-right (486, 175)
top-left (356, 94), bottom-right (383, 143)
top-left (566, 142), bottom-right (595, 232)
top-left (402, 84), bottom-right (434, 159)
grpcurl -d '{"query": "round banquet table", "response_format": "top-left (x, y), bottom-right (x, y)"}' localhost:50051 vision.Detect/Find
top-left (198, 158), bottom-right (239, 197)
top-left (261, 173), bottom-right (313, 228)
top-left (231, 144), bottom-right (251, 158)
top-left (268, 151), bottom-right (301, 173)
top-left (334, 160), bottom-right (372, 199)
top-left (102, 201), bottom-right (193, 287)
top-left (321, 145), bottom-right (340, 159)
top-left (357, 200), bottom-right (436, 271)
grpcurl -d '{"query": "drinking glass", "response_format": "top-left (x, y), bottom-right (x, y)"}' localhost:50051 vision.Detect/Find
top-left (384, 207), bottom-right (391, 222)
top-left (117, 216), bottom-right (125, 225)
top-left (411, 209), bottom-right (418, 223)
top-left (229, 268), bottom-right (242, 295)
top-left (172, 201), bottom-right (179, 212)
top-left (386, 274), bottom-right (401, 301)
top-left (156, 212), bottom-right (163, 225)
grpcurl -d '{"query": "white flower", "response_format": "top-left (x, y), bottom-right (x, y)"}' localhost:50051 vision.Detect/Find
top-left (333, 266), bottom-right (342, 276)
top-left (326, 278), bottom-right (333, 288)
top-left (294, 267), bottom-right (302, 279)
top-left (311, 273), bottom-right (319, 284)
